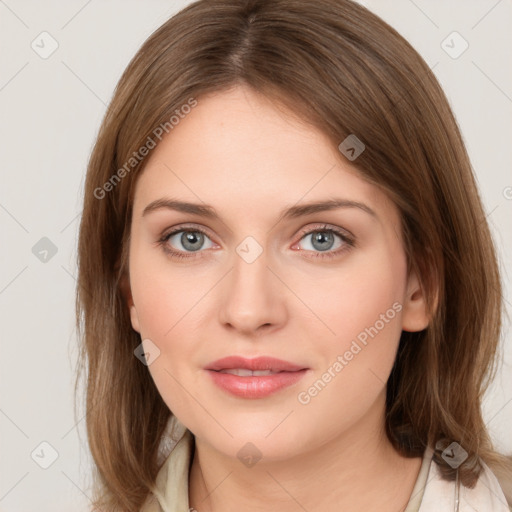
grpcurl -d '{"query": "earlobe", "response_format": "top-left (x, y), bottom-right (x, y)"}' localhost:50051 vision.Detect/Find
top-left (401, 270), bottom-right (430, 333)
top-left (119, 272), bottom-right (141, 333)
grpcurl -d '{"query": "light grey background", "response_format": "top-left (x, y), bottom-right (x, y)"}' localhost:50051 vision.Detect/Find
top-left (0, 1), bottom-right (511, 510)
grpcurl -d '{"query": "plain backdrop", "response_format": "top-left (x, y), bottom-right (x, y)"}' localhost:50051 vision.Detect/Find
top-left (0, 1), bottom-right (511, 510)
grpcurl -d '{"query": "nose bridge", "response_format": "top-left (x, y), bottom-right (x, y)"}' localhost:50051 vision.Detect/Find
top-left (219, 240), bottom-right (285, 333)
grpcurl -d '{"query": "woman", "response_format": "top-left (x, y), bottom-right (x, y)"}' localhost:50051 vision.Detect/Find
top-left (76, 0), bottom-right (512, 510)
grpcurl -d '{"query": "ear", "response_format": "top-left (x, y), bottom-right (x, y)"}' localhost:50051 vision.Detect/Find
top-left (401, 269), bottom-right (430, 332)
top-left (119, 272), bottom-right (141, 333)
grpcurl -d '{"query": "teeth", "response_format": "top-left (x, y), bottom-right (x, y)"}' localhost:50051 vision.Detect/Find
top-left (219, 368), bottom-right (278, 376)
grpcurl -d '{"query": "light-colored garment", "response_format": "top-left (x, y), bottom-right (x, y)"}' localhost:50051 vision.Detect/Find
top-left (141, 419), bottom-right (510, 512)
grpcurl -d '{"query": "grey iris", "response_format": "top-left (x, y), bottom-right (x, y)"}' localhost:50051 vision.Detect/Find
top-left (182, 232), bottom-right (204, 251)
top-left (311, 231), bottom-right (334, 251)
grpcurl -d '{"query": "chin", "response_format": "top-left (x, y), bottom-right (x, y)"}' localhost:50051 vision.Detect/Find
top-left (197, 419), bottom-right (312, 464)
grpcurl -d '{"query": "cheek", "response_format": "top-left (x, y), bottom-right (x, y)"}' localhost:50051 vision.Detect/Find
top-left (128, 244), bottom-right (218, 398)
top-left (298, 245), bottom-right (406, 349)
top-left (129, 242), bottom-right (206, 340)
top-left (129, 257), bottom-right (206, 419)
top-left (292, 247), bottom-right (406, 417)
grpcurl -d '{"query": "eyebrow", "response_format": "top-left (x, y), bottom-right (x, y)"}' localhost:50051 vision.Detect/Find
top-left (142, 197), bottom-right (376, 221)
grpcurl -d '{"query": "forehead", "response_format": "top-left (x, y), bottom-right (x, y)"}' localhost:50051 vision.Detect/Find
top-left (132, 86), bottom-right (397, 225)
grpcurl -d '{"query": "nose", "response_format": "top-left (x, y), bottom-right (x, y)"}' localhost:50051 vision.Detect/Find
top-left (218, 245), bottom-right (287, 336)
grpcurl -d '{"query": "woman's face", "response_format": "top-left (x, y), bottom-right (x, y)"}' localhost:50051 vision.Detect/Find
top-left (126, 85), bottom-right (428, 461)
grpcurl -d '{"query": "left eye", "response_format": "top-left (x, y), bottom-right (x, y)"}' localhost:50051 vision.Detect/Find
top-left (162, 229), bottom-right (215, 253)
top-left (296, 229), bottom-right (345, 253)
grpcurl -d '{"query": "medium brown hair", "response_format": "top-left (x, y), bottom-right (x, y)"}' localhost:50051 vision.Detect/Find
top-left (75, 0), bottom-right (512, 509)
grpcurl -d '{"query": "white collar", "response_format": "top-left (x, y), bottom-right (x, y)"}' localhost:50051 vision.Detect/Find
top-left (142, 425), bottom-right (510, 511)
top-left (418, 447), bottom-right (510, 511)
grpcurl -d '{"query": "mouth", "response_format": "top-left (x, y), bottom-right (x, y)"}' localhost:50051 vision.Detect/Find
top-left (205, 356), bottom-right (309, 399)
top-left (205, 355), bottom-right (307, 372)
top-left (214, 368), bottom-right (287, 376)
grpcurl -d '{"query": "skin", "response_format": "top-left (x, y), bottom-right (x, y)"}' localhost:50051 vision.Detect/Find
top-left (124, 85), bottom-right (430, 511)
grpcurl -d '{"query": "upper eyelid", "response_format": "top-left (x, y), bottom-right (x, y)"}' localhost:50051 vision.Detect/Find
top-left (161, 223), bottom-right (216, 241)
top-left (296, 223), bottom-right (354, 240)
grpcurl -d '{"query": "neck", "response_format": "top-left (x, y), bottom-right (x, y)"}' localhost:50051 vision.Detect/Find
top-left (188, 393), bottom-right (422, 512)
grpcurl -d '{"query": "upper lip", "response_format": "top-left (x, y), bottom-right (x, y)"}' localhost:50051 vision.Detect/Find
top-left (205, 356), bottom-right (307, 372)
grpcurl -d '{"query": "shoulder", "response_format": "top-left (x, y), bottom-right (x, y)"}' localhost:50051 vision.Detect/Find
top-left (419, 450), bottom-right (511, 511)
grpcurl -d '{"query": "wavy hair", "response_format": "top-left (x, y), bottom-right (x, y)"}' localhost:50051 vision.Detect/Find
top-left (75, 0), bottom-right (512, 510)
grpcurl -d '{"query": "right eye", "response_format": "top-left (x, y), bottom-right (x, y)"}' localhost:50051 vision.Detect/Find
top-left (158, 225), bottom-right (217, 260)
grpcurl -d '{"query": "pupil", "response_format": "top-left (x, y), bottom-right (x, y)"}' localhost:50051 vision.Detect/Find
top-left (312, 231), bottom-right (334, 251)
top-left (182, 232), bottom-right (203, 251)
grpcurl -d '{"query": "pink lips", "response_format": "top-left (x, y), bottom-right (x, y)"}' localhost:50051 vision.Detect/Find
top-left (205, 356), bottom-right (308, 399)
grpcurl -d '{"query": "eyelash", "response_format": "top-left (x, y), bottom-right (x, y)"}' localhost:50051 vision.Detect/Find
top-left (157, 223), bottom-right (355, 261)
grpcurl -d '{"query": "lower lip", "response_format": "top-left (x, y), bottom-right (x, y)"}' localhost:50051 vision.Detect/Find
top-left (206, 369), bottom-right (308, 399)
